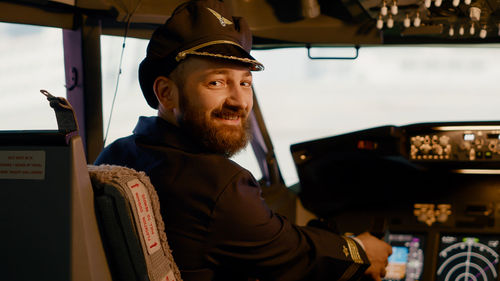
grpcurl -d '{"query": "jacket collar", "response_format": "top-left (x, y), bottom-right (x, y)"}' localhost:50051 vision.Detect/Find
top-left (133, 116), bottom-right (204, 153)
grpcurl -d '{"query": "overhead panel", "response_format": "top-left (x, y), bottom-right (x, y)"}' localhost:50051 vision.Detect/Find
top-left (2, 0), bottom-right (499, 46)
top-left (358, 0), bottom-right (500, 42)
top-left (99, 0), bottom-right (383, 45)
top-left (232, 0), bottom-right (382, 45)
top-left (0, 1), bottom-right (74, 29)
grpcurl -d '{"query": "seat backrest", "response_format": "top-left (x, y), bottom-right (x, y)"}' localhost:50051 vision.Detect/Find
top-left (2, 91), bottom-right (180, 281)
top-left (0, 132), bottom-right (112, 281)
top-left (88, 165), bottom-right (182, 281)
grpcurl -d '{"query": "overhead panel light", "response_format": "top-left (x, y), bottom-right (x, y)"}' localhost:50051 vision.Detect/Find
top-left (391, 1), bottom-right (398, 15)
top-left (470, 23), bottom-right (475, 35)
top-left (404, 14), bottom-right (411, 28)
top-left (479, 26), bottom-right (487, 38)
top-left (414, 13), bottom-right (421, 27)
top-left (387, 15), bottom-right (394, 28)
top-left (381, 1), bottom-right (388, 16)
top-left (377, 15), bottom-right (384, 29)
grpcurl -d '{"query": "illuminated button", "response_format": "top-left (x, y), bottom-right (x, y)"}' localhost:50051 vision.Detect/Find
top-left (444, 145), bottom-right (452, 155)
top-left (470, 149), bottom-right (476, 160)
top-left (476, 151), bottom-right (483, 159)
top-left (440, 135), bottom-right (450, 146)
top-left (357, 140), bottom-right (378, 150)
top-left (433, 144), bottom-right (443, 155)
top-left (464, 133), bottom-right (475, 141)
top-left (463, 142), bottom-right (471, 150)
top-left (413, 136), bottom-right (422, 147)
top-left (485, 151), bottom-right (493, 158)
top-left (420, 143), bottom-right (432, 154)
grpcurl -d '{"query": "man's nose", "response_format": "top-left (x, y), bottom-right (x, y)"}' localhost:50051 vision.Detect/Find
top-left (226, 84), bottom-right (250, 110)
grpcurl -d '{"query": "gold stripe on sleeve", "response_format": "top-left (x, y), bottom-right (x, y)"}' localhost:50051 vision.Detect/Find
top-left (344, 237), bottom-right (364, 264)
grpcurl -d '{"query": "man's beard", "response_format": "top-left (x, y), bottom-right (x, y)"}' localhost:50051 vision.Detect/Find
top-left (178, 94), bottom-right (251, 157)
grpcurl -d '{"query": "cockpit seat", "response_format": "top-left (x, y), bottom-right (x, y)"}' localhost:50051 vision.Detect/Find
top-left (1, 131), bottom-right (113, 281)
top-left (2, 91), bottom-right (181, 281)
top-left (88, 164), bottom-right (182, 281)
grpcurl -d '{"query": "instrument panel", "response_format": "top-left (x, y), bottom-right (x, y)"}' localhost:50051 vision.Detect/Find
top-left (409, 126), bottom-right (500, 162)
top-left (385, 233), bottom-right (425, 281)
top-left (437, 234), bottom-right (499, 281)
top-left (290, 121), bottom-right (500, 281)
top-left (382, 232), bottom-right (500, 281)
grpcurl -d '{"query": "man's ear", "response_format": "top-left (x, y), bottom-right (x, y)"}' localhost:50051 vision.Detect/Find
top-left (153, 76), bottom-right (178, 110)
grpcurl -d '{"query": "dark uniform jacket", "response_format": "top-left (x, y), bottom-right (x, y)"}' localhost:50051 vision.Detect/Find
top-left (95, 116), bottom-right (370, 281)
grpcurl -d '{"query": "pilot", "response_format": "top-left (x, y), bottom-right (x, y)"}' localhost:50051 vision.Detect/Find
top-left (95, 0), bottom-right (392, 280)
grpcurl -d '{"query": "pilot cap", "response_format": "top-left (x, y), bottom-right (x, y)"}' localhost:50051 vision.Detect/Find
top-left (139, 0), bottom-right (264, 109)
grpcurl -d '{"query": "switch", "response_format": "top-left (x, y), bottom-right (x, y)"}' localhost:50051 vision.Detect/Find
top-left (440, 135), bottom-right (450, 146)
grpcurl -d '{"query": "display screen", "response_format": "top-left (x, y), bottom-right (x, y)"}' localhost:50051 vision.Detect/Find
top-left (437, 234), bottom-right (500, 281)
top-left (383, 233), bottom-right (425, 281)
top-left (464, 134), bottom-right (476, 141)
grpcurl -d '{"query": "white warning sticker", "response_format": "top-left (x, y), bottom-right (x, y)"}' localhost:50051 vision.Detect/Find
top-left (127, 178), bottom-right (161, 255)
top-left (0, 151), bottom-right (45, 180)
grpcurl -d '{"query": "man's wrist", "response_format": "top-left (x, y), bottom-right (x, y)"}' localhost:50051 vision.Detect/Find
top-left (352, 236), bottom-right (366, 251)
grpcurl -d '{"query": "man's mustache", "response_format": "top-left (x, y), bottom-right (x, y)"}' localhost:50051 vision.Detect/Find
top-left (211, 106), bottom-right (248, 120)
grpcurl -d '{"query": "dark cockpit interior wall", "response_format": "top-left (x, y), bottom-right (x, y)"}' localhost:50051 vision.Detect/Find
top-left (291, 122), bottom-right (500, 281)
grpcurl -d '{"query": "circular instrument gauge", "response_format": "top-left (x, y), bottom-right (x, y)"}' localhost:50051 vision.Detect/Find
top-left (437, 235), bottom-right (500, 281)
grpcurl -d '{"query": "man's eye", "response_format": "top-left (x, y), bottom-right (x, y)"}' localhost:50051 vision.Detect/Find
top-left (209, 81), bottom-right (224, 87)
top-left (241, 81), bottom-right (252, 87)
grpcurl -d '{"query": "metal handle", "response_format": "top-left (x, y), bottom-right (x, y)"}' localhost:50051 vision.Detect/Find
top-left (306, 44), bottom-right (360, 60)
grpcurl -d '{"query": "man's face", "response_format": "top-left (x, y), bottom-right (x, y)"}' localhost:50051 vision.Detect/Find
top-left (173, 57), bottom-right (254, 156)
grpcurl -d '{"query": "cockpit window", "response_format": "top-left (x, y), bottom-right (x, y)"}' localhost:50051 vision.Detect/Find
top-left (101, 35), bottom-right (156, 143)
top-left (250, 46), bottom-right (500, 186)
top-left (0, 22), bottom-right (64, 130)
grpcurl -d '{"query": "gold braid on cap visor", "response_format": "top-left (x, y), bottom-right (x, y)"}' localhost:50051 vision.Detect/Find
top-left (175, 40), bottom-right (264, 71)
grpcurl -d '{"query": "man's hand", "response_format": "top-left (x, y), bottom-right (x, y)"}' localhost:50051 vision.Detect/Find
top-left (356, 232), bottom-right (392, 281)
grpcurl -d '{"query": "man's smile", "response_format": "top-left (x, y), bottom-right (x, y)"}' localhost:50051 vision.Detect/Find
top-left (212, 111), bottom-right (244, 125)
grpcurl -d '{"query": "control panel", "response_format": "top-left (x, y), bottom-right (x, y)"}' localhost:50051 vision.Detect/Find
top-left (409, 126), bottom-right (500, 162)
top-left (290, 121), bottom-right (500, 281)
